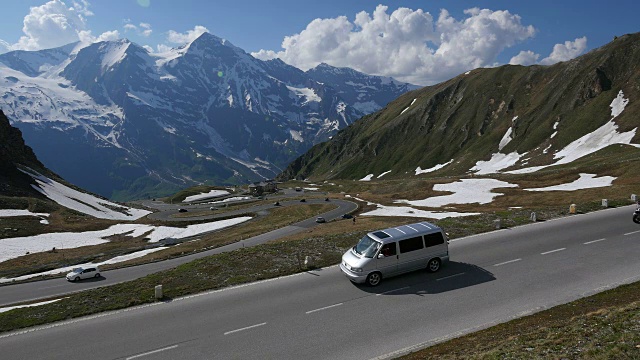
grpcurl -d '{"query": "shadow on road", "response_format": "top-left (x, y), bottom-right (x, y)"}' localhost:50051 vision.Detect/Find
top-left (69, 276), bottom-right (107, 284)
top-left (353, 261), bottom-right (495, 295)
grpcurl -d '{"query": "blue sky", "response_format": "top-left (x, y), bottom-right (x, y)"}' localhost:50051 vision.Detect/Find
top-left (0, 0), bottom-right (638, 85)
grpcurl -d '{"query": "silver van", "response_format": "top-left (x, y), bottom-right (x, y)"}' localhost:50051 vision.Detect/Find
top-left (340, 222), bottom-right (449, 286)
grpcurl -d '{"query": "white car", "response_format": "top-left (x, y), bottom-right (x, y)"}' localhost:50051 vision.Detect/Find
top-left (66, 266), bottom-right (101, 282)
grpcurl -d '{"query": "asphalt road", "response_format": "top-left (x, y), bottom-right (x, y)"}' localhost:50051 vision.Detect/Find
top-left (2, 205), bottom-right (639, 359)
top-left (0, 198), bottom-right (358, 307)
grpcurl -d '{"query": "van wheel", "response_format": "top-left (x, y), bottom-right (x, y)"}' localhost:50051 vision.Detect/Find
top-left (74, 276), bottom-right (80, 282)
top-left (427, 258), bottom-right (441, 273)
top-left (366, 272), bottom-right (382, 286)
top-left (95, 273), bottom-right (100, 278)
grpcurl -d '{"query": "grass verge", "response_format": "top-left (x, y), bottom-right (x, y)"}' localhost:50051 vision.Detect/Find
top-left (400, 281), bottom-right (640, 359)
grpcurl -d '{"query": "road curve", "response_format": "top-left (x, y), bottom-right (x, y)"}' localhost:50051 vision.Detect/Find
top-left (1, 205), bottom-right (639, 359)
top-left (0, 198), bottom-right (358, 307)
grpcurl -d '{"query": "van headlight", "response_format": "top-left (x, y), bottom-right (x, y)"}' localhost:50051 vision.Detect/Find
top-left (351, 267), bottom-right (363, 273)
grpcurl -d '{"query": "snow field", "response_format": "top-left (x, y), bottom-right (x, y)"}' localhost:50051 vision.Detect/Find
top-left (0, 217), bottom-right (252, 264)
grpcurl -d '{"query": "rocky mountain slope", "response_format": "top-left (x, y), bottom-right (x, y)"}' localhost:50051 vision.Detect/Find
top-left (0, 110), bottom-right (48, 198)
top-left (0, 33), bottom-right (416, 200)
top-left (279, 33), bottom-right (640, 181)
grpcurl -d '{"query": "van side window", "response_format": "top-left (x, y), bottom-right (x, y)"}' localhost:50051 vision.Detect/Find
top-left (380, 243), bottom-right (397, 257)
top-left (424, 232), bottom-right (445, 247)
top-left (399, 236), bottom-right (424, 253)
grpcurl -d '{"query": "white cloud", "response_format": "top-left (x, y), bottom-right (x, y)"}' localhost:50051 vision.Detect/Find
top-left (139, 22), bottom-right (152, 37)
top-left (540, 36), bottom-right (587, 65)
top-left (509, 50), bottom-right (540, 65)
top-left (156, 43), bottom-right (172, 53)
top-left (123, 21), bottom-right (153, 37)
top-left (509, 36), bottom-right (588, 68)
top-left (252, 49), bottom-right (278, 61)
top-left (6, 0), bottom-right (119, 51)
top-left (252, 5), bottom-right (536, 85)
top-left (71, 0), bottom-right (93, 17)
top-left (166, 25), bottom-right (209, 44)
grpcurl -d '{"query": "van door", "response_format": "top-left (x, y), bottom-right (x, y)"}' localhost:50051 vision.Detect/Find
top-left (398, 236), bottom-right (425, 273)
top-left (376, 242), bottom-right (398, 277)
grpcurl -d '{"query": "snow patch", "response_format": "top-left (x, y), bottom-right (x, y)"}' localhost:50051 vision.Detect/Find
top-left (498, 127), bottom-right (513, 151)
top-left (508, 90), bottom-right (638, 174)
top-left (396, 179), bottom-right (518, 207)
top-left (610, 90), bottom-right (629, 118)
top-left (470, 152), bottom-right (521, 175)
top-left (415, 160), bottom-right (453, 175)
top-left (289, 129), bottom-right (304, 142)
top-left (553, 119), bottom-right (638, 165)
top-left (360, 174), bottom-right (374, 181)
top-left (183, 189), bottom-right (230, 202)
top-left (0, 209), bottom-right (49, 218)
top-left (287, 86), bottom-right (321, 104)
top-left (361, 204), bottom-right (480, 219)
top-left (20, 168), bottom-right (151, 221)
top-left (0, 217), bottom-right (251, 265)
top-left (377, 170), bottom-right (392, 178)
top-left (524, 173), bottom-right (615, 192)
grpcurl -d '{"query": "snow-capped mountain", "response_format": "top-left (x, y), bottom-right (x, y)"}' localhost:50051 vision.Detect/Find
top-left (306, 63), bottom-right (421, 114)
top-left (0, 33), bottom-right (416, 200)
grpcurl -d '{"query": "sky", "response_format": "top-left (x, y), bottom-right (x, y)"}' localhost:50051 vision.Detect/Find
top-left (0, 0), bottom-right (638, 85)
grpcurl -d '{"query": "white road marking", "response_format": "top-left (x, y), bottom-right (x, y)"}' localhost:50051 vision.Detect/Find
top-left (493, 258), bottom-right (522, 267)
top-left (541, 248), bottom-right (566, 255)
top-left (624, 230), bottom-right (640, 236)
top-left (126, 345), bottom-right (178, 359)
top-left (377, 287), bottom-right (410, 296)
top-left (584, 238), bottom-right (606, 245)
top-left (224, 322), bottom-right (267, 335)
top-left (305, 303), bottom-right (343, 314)
top-left (436, 273), bottom-right (465, 281)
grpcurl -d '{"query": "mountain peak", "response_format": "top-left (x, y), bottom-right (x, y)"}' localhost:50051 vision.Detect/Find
top-left (189, 32), bottom-right (240, 51)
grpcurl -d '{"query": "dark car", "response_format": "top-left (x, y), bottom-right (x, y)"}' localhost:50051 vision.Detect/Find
top-left (178, 208), bottom-right (188, 213)
top-left (300, 199), bottom-right (306, 202)
top-left (341, 214), bottom-right (353, 219)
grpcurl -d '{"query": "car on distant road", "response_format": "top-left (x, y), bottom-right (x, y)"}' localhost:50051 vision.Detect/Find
top-left (316, 216), bottom-right (326, 223)
top-left (341, 214), bottom-right (353, 219)
top-left (178, 208), bottom-right (188, 213)
top-left (66, 266), bottom-right (101, 282)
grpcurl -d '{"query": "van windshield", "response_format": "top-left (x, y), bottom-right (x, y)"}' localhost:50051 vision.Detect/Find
top-left (353, 235), bottom-right (381, 258)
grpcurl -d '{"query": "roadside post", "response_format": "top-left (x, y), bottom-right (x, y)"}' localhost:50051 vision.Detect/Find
top-left (155, 285), bottom-right (163, 300)
top-left (569, 204), bottom-right (576, 214)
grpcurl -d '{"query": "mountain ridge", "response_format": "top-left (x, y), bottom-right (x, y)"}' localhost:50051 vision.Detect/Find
top-left (278, 32), bottom-right (640, 182)
top-left (0, 32), bottom-right (417, 200)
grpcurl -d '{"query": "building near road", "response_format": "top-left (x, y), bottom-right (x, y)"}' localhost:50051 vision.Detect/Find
top-left (249, 180), bottom-right (278, 196)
